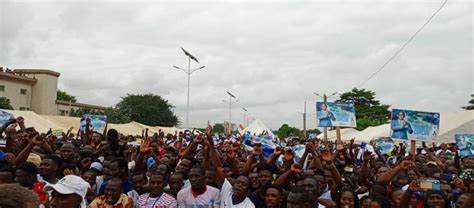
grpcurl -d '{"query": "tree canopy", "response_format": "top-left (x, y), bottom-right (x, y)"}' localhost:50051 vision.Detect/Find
top-left (57, 90), bottom-right (77, 102)
top-left (277, 124), bottom-right (301, 138)
top-left (0, 97), bottom-right (13, 110)
top-left (336, 88), bottom-right (390, 131)
top-left (69, 94), bottom-right (179, 127)
top-left (212, 123), bottom-right (225, 134)
top-left (115, 94), bottom-right (179, 127)
top-left (461, 94), bottom-right (474, 110)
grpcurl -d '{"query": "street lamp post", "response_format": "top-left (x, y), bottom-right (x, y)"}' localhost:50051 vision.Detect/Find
top-left (242, 108), bottom-right (248, 126)
top-left (223, 91), bottom-right (239, 134)
top-left (314, 92), bottom-right (338, 142)
top-left (173, 47), bottom-right (205, 129)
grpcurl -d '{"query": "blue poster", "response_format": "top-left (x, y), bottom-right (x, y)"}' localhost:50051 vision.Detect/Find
top-left (80, 114), bottom-right (107, 132)
top-left (390, 109), bottom-right (440, 140)
top-left (455, 134), bottom-right (474, 157)
top-left (0, 109), bottom-right (13, 127)
top-left (376, 137), bottom-right (395, 155)
top-left (316, 102), bottom-right (356, 127)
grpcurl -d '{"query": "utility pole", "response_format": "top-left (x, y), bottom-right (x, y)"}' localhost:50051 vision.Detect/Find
top-left (298, 102), bottom-right (307, 139)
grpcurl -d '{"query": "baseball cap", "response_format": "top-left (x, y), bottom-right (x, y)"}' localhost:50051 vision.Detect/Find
top-left (27, 153), bottom-right (42, 168)
top-left (147, 157), bottom-right (156, 170)
top-left (425, 161), bottom-right (438, 167)
top-left (44, 175), bottom-right (89, 198)
top-left (90, 162), bottom-right (103, 173)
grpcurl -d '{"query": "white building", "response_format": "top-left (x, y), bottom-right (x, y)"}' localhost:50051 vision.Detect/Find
top-left (0, 68), bottom-right (107, 115)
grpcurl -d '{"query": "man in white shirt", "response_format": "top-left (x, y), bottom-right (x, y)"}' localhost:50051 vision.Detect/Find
top-left (177, 166), bottom-right (221, 207)
top-left (207, 133), bottom-right (255, 208)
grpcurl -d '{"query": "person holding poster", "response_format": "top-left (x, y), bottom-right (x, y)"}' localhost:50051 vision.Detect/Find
top-left (391, 111), bottom-right (413, 140)
top-left (317, 103), bottom-right (336, 127)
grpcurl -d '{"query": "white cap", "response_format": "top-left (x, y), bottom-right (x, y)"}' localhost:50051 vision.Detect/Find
top-left (44, 175), bottom-right (89, 198)
top-left (90, 162), bottom-right (103, 172)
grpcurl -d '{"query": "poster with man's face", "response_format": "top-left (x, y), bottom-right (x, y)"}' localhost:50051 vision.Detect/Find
top-left (455, 134), bottom-right (474, 156)
top-left (390, 109), bottom-right (440, 140)
top-left (80, 114), bottom-right (107, 132)
top-left (315, 102), bottom-right (356, 127)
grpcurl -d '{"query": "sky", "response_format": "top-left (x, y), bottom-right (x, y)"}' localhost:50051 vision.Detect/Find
top-left (1, 0), bottom-right (472, 130)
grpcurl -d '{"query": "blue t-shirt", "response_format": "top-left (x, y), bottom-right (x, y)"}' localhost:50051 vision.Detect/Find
top-left (98, 178), bottom-right (133, 195)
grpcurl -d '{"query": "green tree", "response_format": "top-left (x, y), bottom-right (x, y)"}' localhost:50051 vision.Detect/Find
top-left (277, 124), bottom-right (301, 138)
top-left (212, 123), bottom-right (225, 134)
top-left (336, 88), bottom-right (390, 131)
top-left (307, 128), bottom-right (322, 135)
top-left (461, 94), bottom-right (474, 110)
top-left (57, 90), bottom-right (77, 102)
top-left (115, 94), bottom-right (178, 127)
top-left (0, 97), bottom-right (13, 109)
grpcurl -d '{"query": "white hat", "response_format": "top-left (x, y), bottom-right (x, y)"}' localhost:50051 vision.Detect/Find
top-left (90, 162), bottom-right (103, 172)
top-left (44, 175), bottom-right (89, 198)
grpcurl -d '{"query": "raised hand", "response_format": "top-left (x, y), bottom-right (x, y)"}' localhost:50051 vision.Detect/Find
top-left (363, 150), bottom-right (374, 161)
top-left (140, 140), bottom-right (151, 153)
top-left (4, 153), bottom-right (16, 165)
top-left (399, 160), bottom-right (414, 170)
top-left (336, 140), bottom-right (344, 152)
top-left (30, 134), bottom-right (44, 144)
top-left (321, 149), bottom-right (333, 162)
top-left (273, 147), bottom-right (282, 155)
top-left (252, 143), bottom-right (262, 155)
top-left (283, 149), bottom-right (294, 161)
top-left (16, 116), bottom-right (24, 125)
top-left (291, 163), bottom-right (303, 173)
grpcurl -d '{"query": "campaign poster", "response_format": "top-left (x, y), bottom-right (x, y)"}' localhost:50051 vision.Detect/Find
top-left (316, 102), bottom-right (356, 127)
top-left (52, 129), bottom-right (64, 139)
top-left (376, 137), bottom-right (395, 155)
top-left (80, 114), bottom-right (107, 132)
top-left (455, 134), bottom-right (474, 157)
top-left (390, 109), bottom-right (440, 140)
top-left (0, 109), bottom-right (13, 127)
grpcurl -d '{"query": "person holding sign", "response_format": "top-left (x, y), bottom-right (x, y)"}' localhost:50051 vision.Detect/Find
top-left (317, 103), bottom-right (336, 127)
top-left (391, 111), bottom-right (413, 139)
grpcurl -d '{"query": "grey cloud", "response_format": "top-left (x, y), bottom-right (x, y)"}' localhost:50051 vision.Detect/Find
top-left (1, 1), bottom-right (471, 129)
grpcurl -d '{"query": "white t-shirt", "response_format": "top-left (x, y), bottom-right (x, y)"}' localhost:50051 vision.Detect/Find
top-left (177, 185), bottom-right (221, 208)
top-left (220, 179), bottom-right (255, 208)
top-left (127, 190), bottom-right (140, 208)
top-left (182, 179), bottom-right (191, 189)
top-left (137, 193), bottom-right (177, 208)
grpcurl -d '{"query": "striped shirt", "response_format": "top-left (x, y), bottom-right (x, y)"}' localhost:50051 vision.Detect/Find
top-left (137, 193), bottom-right (177, 208)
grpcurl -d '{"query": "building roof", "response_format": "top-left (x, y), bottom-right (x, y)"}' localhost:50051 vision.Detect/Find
top-left (0, 71), bottom-right (38, 84)
top-left (14, 69), bottom-right (61, 77)
top-left (56, 100), bottom-right (108, 110)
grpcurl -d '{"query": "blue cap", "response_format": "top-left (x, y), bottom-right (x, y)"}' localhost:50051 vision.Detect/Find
top-left (0, 151), bottom-right (5, 161)
top-left (147, 157), bottom-right (156, 170)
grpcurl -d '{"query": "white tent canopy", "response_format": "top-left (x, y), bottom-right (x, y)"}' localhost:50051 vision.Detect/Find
top-left (241, 119), bottom-right (273, 136)
top-left (5, 110), bottom-right (183, 136)
top-left (317, 111), bottom-right (474, 143)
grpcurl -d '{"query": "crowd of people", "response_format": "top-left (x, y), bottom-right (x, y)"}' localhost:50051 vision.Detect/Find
top-left (0, 116), bottom-right (473, 208)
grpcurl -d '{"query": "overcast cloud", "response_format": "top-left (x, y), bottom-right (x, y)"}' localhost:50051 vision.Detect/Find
top-left (1, 0), bottom-right (472, 129)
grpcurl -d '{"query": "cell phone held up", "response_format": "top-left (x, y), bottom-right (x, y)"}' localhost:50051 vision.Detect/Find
top-left (419, 179), bottom-right (441, 191)
top-left (439, 173), bottom-right (455, 182)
